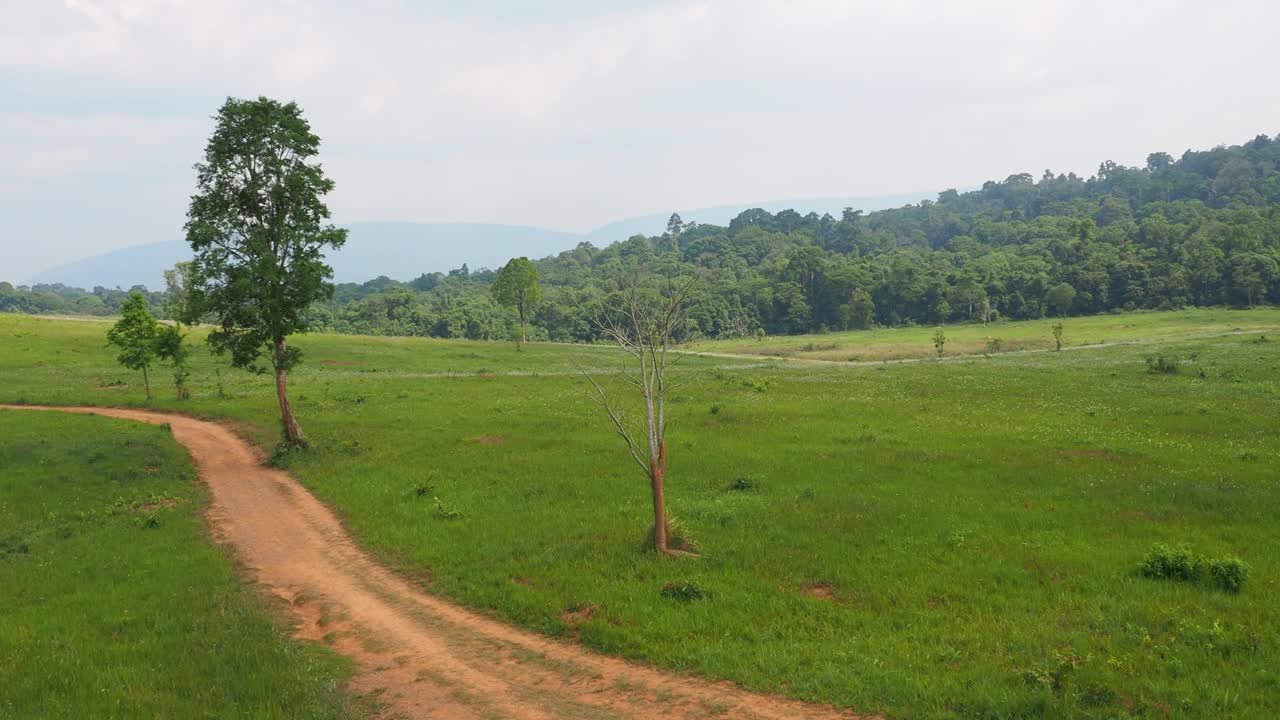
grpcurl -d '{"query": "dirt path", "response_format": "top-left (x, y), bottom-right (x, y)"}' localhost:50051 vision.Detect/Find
top-left (1, 405), bottom-right (870, 720)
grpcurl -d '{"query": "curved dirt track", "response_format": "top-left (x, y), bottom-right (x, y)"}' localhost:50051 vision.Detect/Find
top-left (2, 405), bottom-right (871, 720)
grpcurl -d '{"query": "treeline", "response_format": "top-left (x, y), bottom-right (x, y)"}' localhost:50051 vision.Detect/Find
top-left (311, 133), bottom-right (1280, 340)
top-left (7, 133), bottom-right (1280, 340)
top-left (0, 282), bottom-right (168, 317)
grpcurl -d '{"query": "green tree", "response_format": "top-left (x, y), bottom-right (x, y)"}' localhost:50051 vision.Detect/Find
top-left (1051, 322), bottom-right (1064, 352)
top-left (666, 212), bottom-right (684, 255)
top-left (491, 257), bottom-right (542, 349)
top-left (1046, 282), bottom-right (1077, 317)
top-left (155, 324), bottom-right (191, 400)
top-left (846, 288), bottom-right (875, 330)
top-left (184, 96), bottom-right (347, 445)
top-left (162, 261), bottom-right (194, 324)
top-left (933, 327), bottom-right (946, 357)
top-left (105, 292), bottom-right (160, 401)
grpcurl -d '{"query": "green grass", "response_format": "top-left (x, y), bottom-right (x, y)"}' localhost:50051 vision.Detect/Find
top-left (0, 410), bottom-right (360, 719)
top-left (688, 307), bottom-right (1280, 362)
top-left (2, 310), bottom-right (1278, 719)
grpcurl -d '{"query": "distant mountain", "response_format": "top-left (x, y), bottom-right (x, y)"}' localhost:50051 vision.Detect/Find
top-left (28, 193), bottom-right (933, 290)
top-left (29, 223), bottom-right (582, 290)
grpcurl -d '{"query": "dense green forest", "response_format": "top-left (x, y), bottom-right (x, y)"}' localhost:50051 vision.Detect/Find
top-left (6, 133), bottom-right (1279, 340)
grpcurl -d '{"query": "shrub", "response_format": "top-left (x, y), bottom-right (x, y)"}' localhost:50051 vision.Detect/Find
top-left (0, 534), bottom-right (31, 557)
top-left (1145, 353), bottom-right (1180, 374)
top-left (1139, 544), bottom-right (1249, 592)
top-left (660, 580), bottom-right (706, 602)
top-left (709, 404), bottom-right (721, 415)
top-left (1140, 543), bottom-right (1202, 581)
top-left (1206, 557), bottom-right (1250, 593)
top-left (267, 442), bottom-right (298, 469)
top-left (985, 337), bottom-right (1003, 354)
top-left (726, 477), bottom-right (754, 492)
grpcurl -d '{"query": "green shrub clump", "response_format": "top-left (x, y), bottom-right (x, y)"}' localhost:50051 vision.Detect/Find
top-left (1145, 353), bottom-right (1180, 374)
top-left (661, 581), bottom-right (706, 602)
top-left (1140, 543), bottom-right (1249, 593)
top-left (1206, 557), bottom-right (1250, 593)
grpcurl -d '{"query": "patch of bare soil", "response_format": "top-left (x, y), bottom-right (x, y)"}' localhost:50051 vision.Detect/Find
top-left (803, 583), bottom-right (837, 602)
top-left (469, 434), bottom-right (507, 446)
top-left (1, 404), bottom-right (871, 720)
top-left (560, 604), bottom-right (598, 626)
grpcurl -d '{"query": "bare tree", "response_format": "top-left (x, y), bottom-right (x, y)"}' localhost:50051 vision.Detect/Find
top-left (579, 278), bottom-right (697, 556)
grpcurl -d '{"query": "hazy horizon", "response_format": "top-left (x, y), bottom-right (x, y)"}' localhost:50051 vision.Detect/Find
top-left (5, 0), bottom-right (1280, 281)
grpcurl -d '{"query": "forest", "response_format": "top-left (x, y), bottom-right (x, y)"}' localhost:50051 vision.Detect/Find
top-left (5, 133), bottom-right (1279, 341)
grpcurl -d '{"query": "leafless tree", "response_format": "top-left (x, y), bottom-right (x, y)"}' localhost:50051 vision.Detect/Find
top-left (578, 277), bottom-right (697, 556)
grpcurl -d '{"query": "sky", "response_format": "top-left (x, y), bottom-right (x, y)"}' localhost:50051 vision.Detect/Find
top-left (3, 0), bottom-right (1280, 282)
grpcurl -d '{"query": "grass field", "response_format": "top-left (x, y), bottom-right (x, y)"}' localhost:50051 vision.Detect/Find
top-left (0, 409), bottom-right (360, 719)
top-left (688, 308), bottom-right (1280, 362)
top-left (2, 309), bottom-right (1279, 719)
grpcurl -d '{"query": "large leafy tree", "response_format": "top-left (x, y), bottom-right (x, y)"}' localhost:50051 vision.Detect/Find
top-left (490, 257), bottom-right (541, 349)
top-left (184, 97), bottom-right (347, 445)
top-left (105, 291), bottom-right (160, 401)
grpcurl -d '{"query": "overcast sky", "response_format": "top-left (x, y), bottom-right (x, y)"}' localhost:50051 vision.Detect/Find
top-left (3, 0), bottom-right (1279, 282)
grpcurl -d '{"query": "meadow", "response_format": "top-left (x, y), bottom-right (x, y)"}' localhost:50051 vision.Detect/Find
top-left (2, 309), bottom-right (1278, 719)
top-left (688, 307), bottom-right (1280, 362)
top-left (0, 409), bottom-right (360, 719)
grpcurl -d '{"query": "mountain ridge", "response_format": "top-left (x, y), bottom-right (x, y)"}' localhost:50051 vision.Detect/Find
top-left (24, 192), bottom-right (933, 289)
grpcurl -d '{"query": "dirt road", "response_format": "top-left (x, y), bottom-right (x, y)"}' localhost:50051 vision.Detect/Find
top-left (1, 405), bottom-right (869, 720)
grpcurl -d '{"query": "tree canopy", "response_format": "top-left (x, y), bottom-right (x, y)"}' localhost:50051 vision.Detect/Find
top-left (105, 291), bottom-right (161, 400)
top-left (184, 96), bottom-right (347, 444)
top-left (490, 257), bottom-right (541, 347)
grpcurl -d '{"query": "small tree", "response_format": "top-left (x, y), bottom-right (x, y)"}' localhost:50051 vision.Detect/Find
top-left (155, 325), bottom-right (191, 399)
top-left (580, 278), bottom-right (696, 556)
top-left (1051, 322), bottom-right (1065, 352)
top-left (105, 292), bottom-right (160, 401)
top-left (666, 212), bottom-right (684, 255)
top-left (184, 97), bottom-right (347, 445)
top-left (491, 257), bottom-right (542, 350)
top-left (933, 327), bottom-right (947, 357)
top-left (1047, 282), bottom-right (1076, 317)
top-left (162, 261), bottom-right (194, 324)
top-left (847, 288), bottom-right (875, 330)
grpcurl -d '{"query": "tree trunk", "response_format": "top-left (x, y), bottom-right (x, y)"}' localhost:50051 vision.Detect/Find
top-left (517, 305), bottom-right (527, 350)
top-left (274, 338), bottom-right (305, 445)
top-left (649, 441), bottom-right (668, 553)
top-left (142, 364), bottom-right (151, 401)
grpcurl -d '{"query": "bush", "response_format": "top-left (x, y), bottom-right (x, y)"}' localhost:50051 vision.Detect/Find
top-left (726, 477), bottom-right (755, 492)
top-left (1141, 543), bottom-right (1201, 581)
top-left (1139, 543), bottom-right (1249, 592)
top-left (1145, 353), bottom-right (1180, 374)
top-left (660, 580), bottom-right (706, 602)
top-left (1206, 557), bottom-right (1250, 593)
top-left (267, 442), bottom-right (298, 469)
